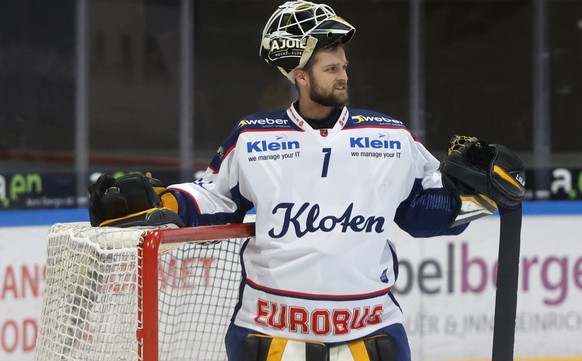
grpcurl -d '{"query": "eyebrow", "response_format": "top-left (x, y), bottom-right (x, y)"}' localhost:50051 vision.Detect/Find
top-left (320, 61), bottom-right (348, 69)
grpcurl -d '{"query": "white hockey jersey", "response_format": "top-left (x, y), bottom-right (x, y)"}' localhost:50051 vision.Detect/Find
top-left (168, 103), bottom-right (466, 343)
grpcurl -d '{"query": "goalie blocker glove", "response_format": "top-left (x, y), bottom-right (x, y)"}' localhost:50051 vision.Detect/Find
top-left (440, 135), bottom-right (526, 227)
top-left (88, 173), bottom-right (184, 228)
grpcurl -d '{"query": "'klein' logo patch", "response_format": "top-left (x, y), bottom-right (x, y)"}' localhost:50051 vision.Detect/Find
top-left (247, 139), bottom-right (300, 153)
top-left (349, 135), bottom-right (401, 150)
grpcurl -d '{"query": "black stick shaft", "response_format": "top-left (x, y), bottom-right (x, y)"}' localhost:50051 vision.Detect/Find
top-left (492, 203), bottom-right (523, 361)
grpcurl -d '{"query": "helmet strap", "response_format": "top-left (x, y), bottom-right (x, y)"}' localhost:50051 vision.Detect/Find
top-left (282, 36), bottom-right (318, 84)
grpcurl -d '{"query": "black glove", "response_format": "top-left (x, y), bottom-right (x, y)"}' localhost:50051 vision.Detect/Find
top-left (440, 135), bottom-right (526, 225)
top-left (88, 173), bottom-right (184, 228)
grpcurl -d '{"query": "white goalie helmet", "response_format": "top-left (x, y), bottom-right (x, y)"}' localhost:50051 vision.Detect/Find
top-left (260, 1), bottom-right (356, 82)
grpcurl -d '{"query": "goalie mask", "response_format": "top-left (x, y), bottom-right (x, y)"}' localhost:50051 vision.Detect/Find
top-left (260, 1), bottom-right (355, 82)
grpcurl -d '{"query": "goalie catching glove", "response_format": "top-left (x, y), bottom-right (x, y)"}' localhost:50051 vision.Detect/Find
top-left (88, 173), bottom-right (184, 228)
top-left (440, 135), bottom-right (526, 227)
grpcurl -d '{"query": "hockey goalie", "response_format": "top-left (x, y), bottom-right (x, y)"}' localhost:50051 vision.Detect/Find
top-left (88, 1), bottom-right (525, 360)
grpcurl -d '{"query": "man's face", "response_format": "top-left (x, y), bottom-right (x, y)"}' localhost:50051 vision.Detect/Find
top-left (304, 46), bottom-right (349, 107)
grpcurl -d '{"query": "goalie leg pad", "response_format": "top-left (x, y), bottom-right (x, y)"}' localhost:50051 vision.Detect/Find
top-left (241, 334), bottom-right (327, 361)
top-left (348, 335), bottom-right (397, 361)
top-left (240, 334), bottom-right (396, 361)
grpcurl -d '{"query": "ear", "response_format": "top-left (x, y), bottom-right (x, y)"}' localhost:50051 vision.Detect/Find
top-left (295, 69), bottom-right (308, 86)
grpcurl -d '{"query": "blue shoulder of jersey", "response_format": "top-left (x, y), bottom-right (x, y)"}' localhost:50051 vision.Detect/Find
top-left (235, 110), bottom-right (301, 131)
top-left (344, 108), bottom-right (407, 129)
top-left (209, 110), bottom-right (301, 171)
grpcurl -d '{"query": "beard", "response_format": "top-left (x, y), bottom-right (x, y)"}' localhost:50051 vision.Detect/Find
top-left (308, 80), bottom-right (349, 108)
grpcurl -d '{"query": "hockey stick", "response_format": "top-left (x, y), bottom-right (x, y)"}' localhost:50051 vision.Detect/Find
top-left (491, 202), bottom-right (523, 361)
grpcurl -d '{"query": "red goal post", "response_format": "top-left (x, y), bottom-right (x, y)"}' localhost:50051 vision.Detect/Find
top-left (35, 222), bottom-right (255, 361)
top-left (138, 223), bottom-right (255, 361)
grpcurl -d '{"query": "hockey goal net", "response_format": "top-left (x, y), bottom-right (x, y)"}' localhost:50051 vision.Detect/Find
top-left (34, 221), bottom-right (255, 361)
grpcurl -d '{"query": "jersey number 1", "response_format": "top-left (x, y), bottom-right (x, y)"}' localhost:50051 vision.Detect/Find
top-left (321, 148), bottom-right (331, 177)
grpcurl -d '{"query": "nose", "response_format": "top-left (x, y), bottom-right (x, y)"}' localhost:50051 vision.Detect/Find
top-left (338, 67), bottom-right (348, 83)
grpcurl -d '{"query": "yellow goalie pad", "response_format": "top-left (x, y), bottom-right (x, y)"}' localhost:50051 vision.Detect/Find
top-left (242, 334), bottom-right (395, 361)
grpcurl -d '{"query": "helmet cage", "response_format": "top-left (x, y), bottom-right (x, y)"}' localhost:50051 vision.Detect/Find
top-left (260, 1), bottom-right (355, 82)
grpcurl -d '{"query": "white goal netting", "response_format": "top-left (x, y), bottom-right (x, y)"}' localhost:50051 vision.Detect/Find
top-left (35, 222), bottom-right (251, 361)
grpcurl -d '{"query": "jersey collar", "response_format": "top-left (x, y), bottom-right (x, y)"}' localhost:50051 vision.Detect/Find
top-left (286, 103), bottom-right (349, 138)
